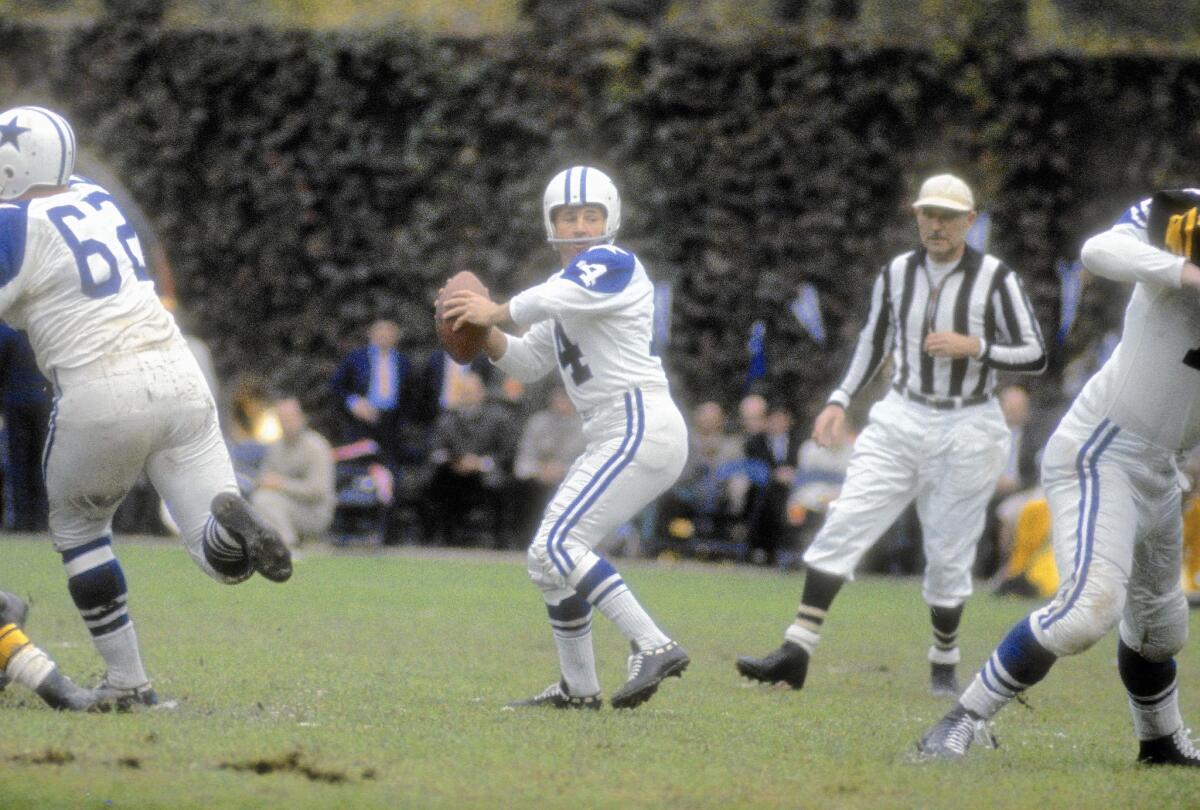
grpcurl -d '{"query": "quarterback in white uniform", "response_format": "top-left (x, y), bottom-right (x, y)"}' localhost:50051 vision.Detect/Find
top-left (442, 166), bottom-right (689, 710)
top-left (0, 106), bottom-right (291, 710)
top-left (919, 191), bottom-right (1200, 765)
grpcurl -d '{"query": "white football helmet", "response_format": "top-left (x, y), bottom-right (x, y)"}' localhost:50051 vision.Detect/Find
top-left (543, 165), bottom-right (621, 245)
top-left (0, 106), bottom-right (76, 201)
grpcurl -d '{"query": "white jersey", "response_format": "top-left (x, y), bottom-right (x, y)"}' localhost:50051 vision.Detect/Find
top-left (0, 176), bottom-right (178, 378)
top-left (1074, 196), bottom-right (1200, 451)
top-left (495, 244), bottom-right (669, 414)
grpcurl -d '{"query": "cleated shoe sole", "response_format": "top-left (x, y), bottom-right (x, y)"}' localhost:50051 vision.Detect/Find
top-left (212, 493), bottom-right (292, 583)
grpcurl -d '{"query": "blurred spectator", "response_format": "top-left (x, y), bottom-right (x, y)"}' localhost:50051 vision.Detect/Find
top-left (737, 393), bottom-right (768, 441)
top-left (0, 326), bottom-right (50, 531)
top-left (655, 400), bottom-right (747, 552)
top-left (421, 371), bottom-right (517, 546)
top-left (992, 496), bottom-right (1056, 599)
top-left (787, 414), bottom-right (857, 562)
top-left (249, 397), bottom-right (336, 551)
top-left (744, 405), bottom-right (802, 565)
top-left (978, 384), bottom-right (1044, 577)
top-left (329, 319), bottom-right (412, 470)
top-left (510, 387), bottom-right (586, 546)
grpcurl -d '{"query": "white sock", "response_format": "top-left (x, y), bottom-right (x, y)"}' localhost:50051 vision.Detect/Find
top-left (595, 589), bottom-right (670, 652)
top-left (1128, 680), bottom-right (1184, 741)
top-left (553, 622), bottom-right (601, 697)
top-left (94, 623), bottom-right (149, 688)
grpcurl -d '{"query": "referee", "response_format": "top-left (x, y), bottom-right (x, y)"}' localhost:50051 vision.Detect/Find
top-left (737, 174), bottom-right (1047, 696)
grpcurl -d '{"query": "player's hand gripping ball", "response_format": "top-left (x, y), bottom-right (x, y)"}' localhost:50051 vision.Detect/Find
top-left (435, 271), bottom-right (491, 363)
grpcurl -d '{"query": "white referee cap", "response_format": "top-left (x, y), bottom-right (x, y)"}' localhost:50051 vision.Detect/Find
top-left (913, 174), bottom-right (974, 212)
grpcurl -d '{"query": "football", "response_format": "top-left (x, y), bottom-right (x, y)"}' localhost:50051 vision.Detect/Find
top-left (435, 270), bottom-right (491, 363)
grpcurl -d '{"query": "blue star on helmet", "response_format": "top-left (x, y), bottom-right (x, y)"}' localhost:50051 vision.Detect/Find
top-left (0, 116), bottom-right (30, 150)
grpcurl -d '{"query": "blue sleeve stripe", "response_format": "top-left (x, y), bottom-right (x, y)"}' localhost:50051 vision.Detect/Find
top-left (0, 202), bottom-right (29, 288)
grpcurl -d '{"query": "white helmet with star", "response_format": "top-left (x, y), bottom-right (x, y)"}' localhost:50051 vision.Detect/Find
top-left (0, 106), bottom-right (76, 201)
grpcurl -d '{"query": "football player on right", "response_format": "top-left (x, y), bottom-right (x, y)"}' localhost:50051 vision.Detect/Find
top-left (918, 189), bottom-right (1200, 765)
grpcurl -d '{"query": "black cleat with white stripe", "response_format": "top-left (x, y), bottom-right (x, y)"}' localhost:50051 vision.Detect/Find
top-left (1139, 728), bottom-right (1200, 766)
top-left (610, 640), bottom-right (689, 709)
top-left (506, 681), bottom-right (601, 710)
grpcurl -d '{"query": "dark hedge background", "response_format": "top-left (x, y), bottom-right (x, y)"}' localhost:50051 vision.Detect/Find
top-left (3, 14), bottom-right (1200, 421)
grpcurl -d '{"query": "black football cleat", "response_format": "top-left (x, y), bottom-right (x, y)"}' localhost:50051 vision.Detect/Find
top-left (1139, 728), bottom-right (1200, 766)
top-left (610, 641), bottom-right (689, 709)
top-left (211, 492), bottom-right (292, 583)
top-left (916, 704), bottom-right (997, 760)
top-left (930, 663), bottom-right (960, 698)
top-left (736, 641), bottom-right (809, 689)
top-left (505, 681), bottom-right (601, 710)
top-left (95, 677), bottom-right (161, 712)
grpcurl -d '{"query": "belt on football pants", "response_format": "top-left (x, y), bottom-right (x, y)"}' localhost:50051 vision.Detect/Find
top-left (892, 383), bottom-right (990, 411)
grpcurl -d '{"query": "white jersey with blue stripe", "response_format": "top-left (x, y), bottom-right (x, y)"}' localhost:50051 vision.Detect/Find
top-left (495, 244), bottom-right (668, 414)
top-left (0, 176), bottom-right (177, 378)
top-left (1074, 194), bottom-right (1200, 450)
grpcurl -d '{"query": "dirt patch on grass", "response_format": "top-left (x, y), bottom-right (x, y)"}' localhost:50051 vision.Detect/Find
top-left (219, 750), bottom-right (354, 784)
top-left (10, 748), bottom-right (74, 765)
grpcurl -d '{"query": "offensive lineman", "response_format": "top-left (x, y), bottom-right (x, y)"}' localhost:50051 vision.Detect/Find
top-left (737, 174), bottom-right (1046, 696)
top-left (0, 106), bottom-right (291, 709)
top-left (441, 166), bottom-right (689, 710)
top-left (918, 190), bottom-right (1200, 765)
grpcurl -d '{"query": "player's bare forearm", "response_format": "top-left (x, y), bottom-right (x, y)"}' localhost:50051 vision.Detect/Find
top-left (923, 331), bottom-right (981, 359)
top-left (483, 327), bottom-right (508, 361)
top-left (1182, 261), bottom-right (1200, 291)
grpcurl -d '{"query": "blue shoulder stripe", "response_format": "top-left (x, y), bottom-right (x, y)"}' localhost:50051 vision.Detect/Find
top-left (1115, 198), bottom-right (1151, 230)
top-left (561, 245), bottom-right (636, 293)
top-left (0, 202), bottom-right (29, 288)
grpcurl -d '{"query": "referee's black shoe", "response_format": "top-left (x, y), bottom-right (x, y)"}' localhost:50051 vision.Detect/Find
top-left (610, 641), bottom-right (689, 709)
top-left (1139, 728), bottom-right (1200, 766)
top-left (212, 492), bottom-right (293, 583)
top-left (736, 641), bottom-right (809, 689)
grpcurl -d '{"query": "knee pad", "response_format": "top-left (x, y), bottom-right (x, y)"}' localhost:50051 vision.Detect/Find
top-left (526, 543), bottom-right (566, 593)
top-left (1123, 592), bottom-right (1189, 663)
top-left (1036, 577), bottom-right (1125, 657)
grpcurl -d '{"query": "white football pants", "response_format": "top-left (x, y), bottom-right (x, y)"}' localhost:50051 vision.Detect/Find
top-left (526, 386), bottom-right (687, 593)
top-left (1030, 412), bottom-right (1188, 662)
top-left (803, 389), bottom-right (1011, 606)
top-left (44, 338), bottom-right (241, 581)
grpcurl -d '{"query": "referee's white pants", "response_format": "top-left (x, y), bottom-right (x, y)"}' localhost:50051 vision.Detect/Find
top-left (1030, 414), bottom-right (1188, 663)
top-left (526, 386), bottom-right (687, 595)
top-left (44, 339), bottom-right (241, 581)
top-left (802, 390), bottom-right (1010, 606)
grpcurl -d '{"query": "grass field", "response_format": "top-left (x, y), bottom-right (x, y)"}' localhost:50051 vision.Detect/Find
top-left (2, 536), bottom-right (1198, 809)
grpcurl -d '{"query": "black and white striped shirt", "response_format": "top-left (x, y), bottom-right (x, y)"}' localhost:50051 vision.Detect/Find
top-left (828, 246), bottom-right (1046, 409)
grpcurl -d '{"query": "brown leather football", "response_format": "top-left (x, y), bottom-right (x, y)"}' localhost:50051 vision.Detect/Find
top-left (435, 270), bottom-right (490, 363)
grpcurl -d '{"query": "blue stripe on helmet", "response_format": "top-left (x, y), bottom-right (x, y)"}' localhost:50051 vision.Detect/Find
top-left (580, 166), bottom-right (588, 203)
top-left (563, 167), bottom-right (572, 206)
top-left (23, 107), bottom-right (68, 185)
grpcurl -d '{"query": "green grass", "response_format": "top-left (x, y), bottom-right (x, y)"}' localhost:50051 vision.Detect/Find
top-left (1, 536), bottom-right (1197, 808)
